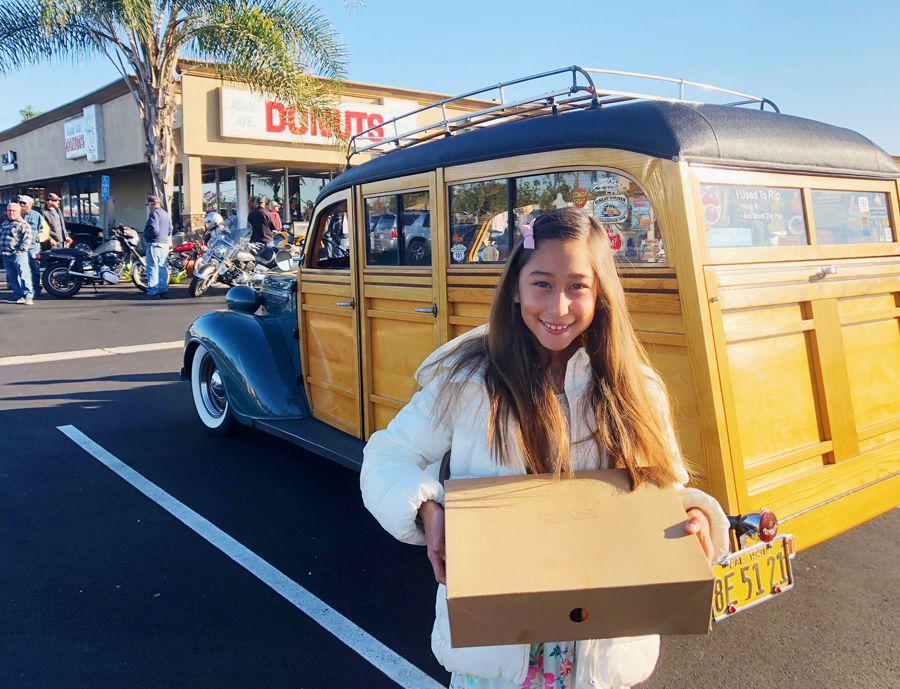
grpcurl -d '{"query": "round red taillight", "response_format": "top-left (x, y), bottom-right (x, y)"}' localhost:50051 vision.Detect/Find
top-left (759, 509), bottom-right (778, 543)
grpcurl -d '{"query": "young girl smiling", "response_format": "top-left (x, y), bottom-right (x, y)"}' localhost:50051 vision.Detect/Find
top-left (361, 208), bottom-right (730, 689)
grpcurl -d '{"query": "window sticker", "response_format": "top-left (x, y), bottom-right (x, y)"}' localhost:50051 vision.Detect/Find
top-left (593, 195), bottom-right (629, 225)
top-left (700, 185), bottom-right (807, 248)
top-left (631, 194), bottom-right (651, 230)
top-left (810, 190), bottom-right (892, 245)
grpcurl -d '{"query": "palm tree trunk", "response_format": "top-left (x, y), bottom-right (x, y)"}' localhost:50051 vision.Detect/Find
top-left (143, 90), bottom-right (177, 215)
top-left (129, 67), bottom-right (177, 221)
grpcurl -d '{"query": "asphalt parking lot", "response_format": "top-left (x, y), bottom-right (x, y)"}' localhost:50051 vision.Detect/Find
top-left (1, 280), bottom-right (899, 689)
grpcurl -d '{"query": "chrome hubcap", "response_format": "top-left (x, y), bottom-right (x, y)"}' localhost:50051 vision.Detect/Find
top-left (199, 354), bottom-right (227, 418)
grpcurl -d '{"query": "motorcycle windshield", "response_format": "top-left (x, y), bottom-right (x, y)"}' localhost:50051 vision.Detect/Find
top-left (206, 227), bottom-right (250, 259)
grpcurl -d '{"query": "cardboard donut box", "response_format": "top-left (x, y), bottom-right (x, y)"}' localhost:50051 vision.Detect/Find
top-left (444, 470), bottom-right (715, 648)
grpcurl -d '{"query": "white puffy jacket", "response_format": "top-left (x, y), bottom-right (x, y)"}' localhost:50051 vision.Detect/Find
top-left (361, 326), bottom-right (730, 689)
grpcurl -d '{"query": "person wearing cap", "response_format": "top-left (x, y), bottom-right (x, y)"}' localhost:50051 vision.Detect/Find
top-left (268, 201), bottom-right (283, 244)
top-left (142, 195), bottom-right (172, 300)
top-left (43, 193), bottom-right (69, 248)
top-left (1, 202), bottom-right (34, 305)
top-left (18, 195), bottom-right (43, 298)
top-left (247, 196), bottom-right (277, 246)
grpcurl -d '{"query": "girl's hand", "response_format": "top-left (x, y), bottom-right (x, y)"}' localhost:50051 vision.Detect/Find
top-left (685, 507), bottom-right (716, 564)
top-left (418, 500), bottom-right (447, 585)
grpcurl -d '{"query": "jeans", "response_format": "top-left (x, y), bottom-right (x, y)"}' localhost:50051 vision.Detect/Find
top-left (28, 248), bottom-right (41, 295)
top-left (3, 253), bottom-right (34, 301)
top-left (145, 243), bottom-right (169, 296)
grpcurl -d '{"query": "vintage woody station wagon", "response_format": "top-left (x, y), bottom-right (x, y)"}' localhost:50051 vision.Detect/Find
top-left (183, 68), bottom-right (900, 553)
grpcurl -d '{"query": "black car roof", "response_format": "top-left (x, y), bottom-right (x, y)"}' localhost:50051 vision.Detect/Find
top-left (318, 101), bottom-right (898, 203)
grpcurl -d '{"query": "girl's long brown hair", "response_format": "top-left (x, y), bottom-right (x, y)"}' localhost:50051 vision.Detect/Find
top-left (427, 208), bottom-right (685, 488)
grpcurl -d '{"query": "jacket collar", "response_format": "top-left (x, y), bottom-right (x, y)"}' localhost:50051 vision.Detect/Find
top-left (416, 323), bottom-right (595, 397)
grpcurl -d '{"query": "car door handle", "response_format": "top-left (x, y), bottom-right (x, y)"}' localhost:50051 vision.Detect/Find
top-left (415, 303), bottom-right (438, 317)
top-left (336, 298), bottom-right (355, 309)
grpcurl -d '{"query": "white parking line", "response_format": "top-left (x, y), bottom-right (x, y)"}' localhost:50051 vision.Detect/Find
top-left (57, 425), bottom-right (443, 689)
top-left (0, 341), bottom-right (182, 367)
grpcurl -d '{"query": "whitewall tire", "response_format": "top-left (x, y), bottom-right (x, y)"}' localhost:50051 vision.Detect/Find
top-left (190, 344), bottom-right (241, 435)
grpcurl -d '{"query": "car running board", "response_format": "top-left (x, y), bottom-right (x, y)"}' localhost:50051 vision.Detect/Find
top-left (253, 418), bottom-right (365, 472)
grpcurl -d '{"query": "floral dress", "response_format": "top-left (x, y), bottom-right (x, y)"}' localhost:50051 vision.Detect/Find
top-left (449, 642), bottom-right (576, 689)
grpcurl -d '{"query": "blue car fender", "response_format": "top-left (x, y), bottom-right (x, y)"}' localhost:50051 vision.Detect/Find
top-left (183, 309), bottom-right (310, 424)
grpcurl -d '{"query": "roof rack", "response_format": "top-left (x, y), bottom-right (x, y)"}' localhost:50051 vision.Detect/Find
top-left (346, 65), bottom-right (779, 163)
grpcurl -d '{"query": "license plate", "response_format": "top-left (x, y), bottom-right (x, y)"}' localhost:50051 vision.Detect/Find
top-left (712, 534), bottom-right (794, 621)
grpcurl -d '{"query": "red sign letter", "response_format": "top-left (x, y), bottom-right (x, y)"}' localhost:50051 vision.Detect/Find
top-left (367, 113), bottom-right (384, 141)
top-left (266, 102), bottom-right (287, 132)
top-left (345, 110), bottom-right (366, 136)
top-left (287, 106), bottom-right (308, 136)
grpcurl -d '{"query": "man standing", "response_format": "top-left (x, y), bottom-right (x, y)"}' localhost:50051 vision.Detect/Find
top-left (1, 201), bottom-right (34, 305)
top-left (19, 195), bottom-right (43, 298)
top-left (143, 195), bottom-right (172, 300)
top-left (247, 197), bottom-right (276, 246)
top-left (269, 201), bottom-right (283, 243)
top-left (43, 193), bottom-right (69, 248)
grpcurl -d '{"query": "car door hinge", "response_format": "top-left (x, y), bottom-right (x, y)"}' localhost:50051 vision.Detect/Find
top-left (295, 374), bottom-right (304, 386)
top-left (293, 328), bottom-right (300, 339)
top-left (290, 280), bottom-right (298, 293)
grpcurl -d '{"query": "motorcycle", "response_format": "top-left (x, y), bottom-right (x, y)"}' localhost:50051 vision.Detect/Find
top-left (169, 240), bottom-right (207, 277)
top-left (130, 239), bottom-right (208, 288)
top-left (188, 227), bottom-right (293, 297)
top-left (40, 225), bottom-right (147, 298)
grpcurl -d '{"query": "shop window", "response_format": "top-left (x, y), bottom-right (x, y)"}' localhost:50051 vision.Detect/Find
top-left (700, 184), bottom-right (808, 248)
top-left (65, 178), bottom-right (99, 226)
top-left (249, 169), bottom-right (287, 218)
top-left (201, 169), bottom-right (217, 213)
top-left (810, 190), bottom-right (893, 244)
top-left (310, 201), bottom-right (350, 269)
top-left (365, 191), bottom-right (431, 266)
top-left (288, 173), bottom-right (328, 226)
top-left (172, 170), bottom-right (183, 230)
top-left (449, 171), bottom-right (666, 266)
top-left (217, 168), bottom-right (238, 228)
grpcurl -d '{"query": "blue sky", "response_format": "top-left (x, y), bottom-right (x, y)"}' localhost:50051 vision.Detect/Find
top-left (2, 0), bottom-right (899, 153)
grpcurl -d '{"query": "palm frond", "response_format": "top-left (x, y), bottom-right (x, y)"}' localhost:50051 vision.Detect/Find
top-left (185, 0), bottom-right (348, 133)
top-left (0, 0), bottom-right (98, 73)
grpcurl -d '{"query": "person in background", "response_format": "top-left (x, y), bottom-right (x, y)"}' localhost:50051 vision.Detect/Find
top-left (43, 193), bottom-right (70, 248)
top-left (1, 201), bottom-right (34, 305)
top-left (18, 195), bottom-right (43, 298)
top-left (247, 196), bottom-right (276, 246)
top-left (143, 195), bottom-right (172, 300)
top-left (269, 201), bottom-right (283, 242)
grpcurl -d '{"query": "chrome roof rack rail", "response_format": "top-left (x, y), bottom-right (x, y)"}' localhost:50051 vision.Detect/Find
top-left (346, 66), bottom-right (778, 164)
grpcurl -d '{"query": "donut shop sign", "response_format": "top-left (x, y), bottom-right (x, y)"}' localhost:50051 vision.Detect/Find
top-left (219, 87), bottom-right (415, 145)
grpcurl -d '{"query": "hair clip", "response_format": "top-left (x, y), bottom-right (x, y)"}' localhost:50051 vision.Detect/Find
top-left (520, 223), bottom-right (535, 250)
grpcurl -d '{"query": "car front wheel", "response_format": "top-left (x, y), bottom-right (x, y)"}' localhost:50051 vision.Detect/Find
top-left (190, 344), bottom-right (242, 435)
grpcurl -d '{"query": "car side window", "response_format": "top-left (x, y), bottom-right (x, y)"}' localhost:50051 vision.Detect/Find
top-left (365, 191), bottom-right (431, 266)
top-left (309, 202), bottom-right (350, 269)
top-left (449, 171), bottom-right (666, 266)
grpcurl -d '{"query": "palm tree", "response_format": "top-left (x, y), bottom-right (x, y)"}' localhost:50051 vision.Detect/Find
top-left (0, 0), bottom-right (356, 211)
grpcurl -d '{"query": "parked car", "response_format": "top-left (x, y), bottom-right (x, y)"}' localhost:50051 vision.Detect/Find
top-left (403, 211), bottom-right (431, 265)
top-left (182, 64), bottom-right (900, 565)
top-left (368, 210), bottom-right (426, 264)
top-left (66, 223), bottom-right (105, 254)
